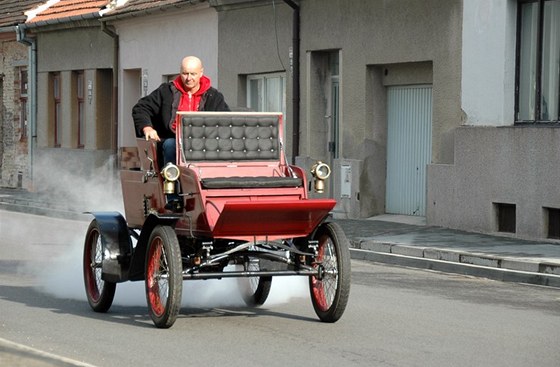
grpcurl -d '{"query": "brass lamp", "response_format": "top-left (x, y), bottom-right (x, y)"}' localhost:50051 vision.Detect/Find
top-left (161, 163), bottom-right (180, 194)
top-left (310, 161), bottom-right (331, 193)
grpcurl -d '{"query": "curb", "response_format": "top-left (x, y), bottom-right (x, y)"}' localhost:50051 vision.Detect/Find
top-left (349, 240), bottom-right (560, 288)
top-left (0, 201), bottom-right (90, 221)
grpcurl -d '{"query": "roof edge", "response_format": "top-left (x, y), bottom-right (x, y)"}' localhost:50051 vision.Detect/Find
top-left (21, 12), bottom-right (102, 30)
top-left (100, 0), bottom-right (207, 22)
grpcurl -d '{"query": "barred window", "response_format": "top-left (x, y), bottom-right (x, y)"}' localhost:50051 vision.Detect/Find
top-left (19, 68), bottom-right (28, 139)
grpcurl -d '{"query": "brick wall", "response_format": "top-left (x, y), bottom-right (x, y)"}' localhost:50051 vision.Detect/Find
top-left (0, 37), bottom-right (29, 188)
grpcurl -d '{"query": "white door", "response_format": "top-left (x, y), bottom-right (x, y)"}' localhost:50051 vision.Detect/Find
top-left (386, 85), bottom-right (433, 216)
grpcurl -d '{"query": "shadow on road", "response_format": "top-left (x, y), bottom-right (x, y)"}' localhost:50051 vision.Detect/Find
top-left (0, 283), bottom-right (318, 329)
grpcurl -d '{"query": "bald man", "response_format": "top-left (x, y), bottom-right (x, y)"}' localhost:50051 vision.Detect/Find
top-left (132, 56), bottom-right (230, 165)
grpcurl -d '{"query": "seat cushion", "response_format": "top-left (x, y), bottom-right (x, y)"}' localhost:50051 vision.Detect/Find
top-left (201, 176), bottom-right (303, 189)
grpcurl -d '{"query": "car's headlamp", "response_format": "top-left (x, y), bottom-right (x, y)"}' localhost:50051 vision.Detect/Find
top-left (312, 162), bottom-right (331, 180)
top-left (310, 161), bottom-right (331, 193)
top-left (162, 163), bottom-right (180, 194)
top-left (162, 163), bottom-right (180, 182)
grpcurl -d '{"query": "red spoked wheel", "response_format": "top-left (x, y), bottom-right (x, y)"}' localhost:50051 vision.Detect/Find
top-left (309, 222), bottom-right (351, 322)
top-left (145, 225), bottom-right (183, 328)
top-left (83, 219), bottom-right (116, 313)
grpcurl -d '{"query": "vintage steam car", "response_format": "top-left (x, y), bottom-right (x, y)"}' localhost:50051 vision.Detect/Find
top-left (83, 111), bottom-right (351, 328)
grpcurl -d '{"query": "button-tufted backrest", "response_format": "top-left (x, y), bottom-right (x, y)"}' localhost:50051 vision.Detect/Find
top-left (181, 113), bottom-right (281, 161)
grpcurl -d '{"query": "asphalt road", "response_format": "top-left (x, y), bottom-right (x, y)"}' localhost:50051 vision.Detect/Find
top-left (1, 210), bottom-right (559, 367)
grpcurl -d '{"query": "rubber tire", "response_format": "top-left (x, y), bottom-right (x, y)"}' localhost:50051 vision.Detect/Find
top-left (238, 260), bottom-right (272, 307)
top-left (145, 225), bottom-right (183, 328)
top-left (83, 219), bottom-right (116, 313)
top-left (309, 222), bottom-right (351, 323)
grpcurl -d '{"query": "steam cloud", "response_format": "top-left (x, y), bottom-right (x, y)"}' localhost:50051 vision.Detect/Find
top-left (26, 155), bottom-right (309, 309)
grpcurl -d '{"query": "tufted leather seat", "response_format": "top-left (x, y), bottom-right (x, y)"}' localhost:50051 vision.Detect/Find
top-left (180, 113), bottom-right (303, 189)
top-left (182, 115), bottom-right (280, 161)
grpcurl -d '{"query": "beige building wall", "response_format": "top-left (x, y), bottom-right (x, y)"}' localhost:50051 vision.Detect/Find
top-left (216, 2), bottom-right (294, 152)
top-left (428, 0), bottom-right (560, 240)
top-left (217, 0), bottom-right (463, 218)
top-left (113, 4), bottom-right (219, 149)
top-left (428, 127), bottom-right (560, 240)
top-left (32, 24), bottom-right (116, 194)
top-left (36, 27), bottom-right (113, 72)
top-left (300, 0), bottom-right (462, 161)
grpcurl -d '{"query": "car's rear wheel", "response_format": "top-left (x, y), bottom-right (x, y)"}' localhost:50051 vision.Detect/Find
top-left (145, 225), bottom-right (183, 328)
top-left (83, 219), bottom-right (116, 313)
top-left (309, 222), bottom-right (351, 322)
top-left (238, 258), bottom-right (272, 306)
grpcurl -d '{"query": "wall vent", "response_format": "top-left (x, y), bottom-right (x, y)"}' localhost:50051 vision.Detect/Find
top-left (495, 203), bottom-right (516, 233)
top-left (545, 207), bottom-right (560, 239)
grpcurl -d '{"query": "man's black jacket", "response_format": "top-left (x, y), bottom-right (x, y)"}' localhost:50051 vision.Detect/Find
top-left (132, 82), bottom-right (230, 139)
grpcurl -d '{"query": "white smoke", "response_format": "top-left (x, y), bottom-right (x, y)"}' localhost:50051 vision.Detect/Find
top-left (32, 153), bottom-right (124, 214)
top-left (35, 230), bottom-right (309, 308)
top-left (28, 156), bottom-right (309, 310)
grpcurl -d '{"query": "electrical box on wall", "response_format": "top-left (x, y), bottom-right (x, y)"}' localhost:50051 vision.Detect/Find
top-left (142, 69), bottom-right (149, 96)
top-left (332, 159), bottom-right (362, 219)
top-left (340, 164), bottom-right (352, 198)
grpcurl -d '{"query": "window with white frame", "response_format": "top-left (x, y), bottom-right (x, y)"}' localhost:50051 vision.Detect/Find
top-left (247, 73), bottom-right (286, 117)
top-left (516, 0), bottom-right (560, 123)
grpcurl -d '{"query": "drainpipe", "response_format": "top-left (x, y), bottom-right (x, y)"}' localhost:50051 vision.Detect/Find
top-left (283, 0), bottom-right (300, 164)
top-left (15, 25), bottom-right (37, 187)
top-left (101, 21), bottom-right (119, 163)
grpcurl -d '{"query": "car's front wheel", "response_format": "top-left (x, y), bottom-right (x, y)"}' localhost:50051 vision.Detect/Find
top-left (309, 222), bottom-right (351, 323)
top-left (145, 225), bottom-right (183, 328)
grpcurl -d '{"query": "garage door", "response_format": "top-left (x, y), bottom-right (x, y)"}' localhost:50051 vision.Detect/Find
top-left (386, 85), bottom-right (432, 216)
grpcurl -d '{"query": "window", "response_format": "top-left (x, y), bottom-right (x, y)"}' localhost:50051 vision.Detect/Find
top-left (165, 74), bottom-right (178, 83)
top-left (52, 72), bottom-right (61, 147)
top-left (76, 71), bottom-right (85, 148)
top-left (247, 73), bottom-right (286, 116)
top-left (516, 0), bottom-right (560, 123)
top-left (19, 68), bottom-right (28, 139)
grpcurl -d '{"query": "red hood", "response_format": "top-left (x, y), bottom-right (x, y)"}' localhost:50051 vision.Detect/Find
top-left (174, 75), bottom-right (211, 96)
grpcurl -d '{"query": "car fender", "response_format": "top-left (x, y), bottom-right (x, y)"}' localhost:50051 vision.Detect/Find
top-left (88, 211), bottom-right (133, 283)
top-left (127, 213), bottom-right (180, 281)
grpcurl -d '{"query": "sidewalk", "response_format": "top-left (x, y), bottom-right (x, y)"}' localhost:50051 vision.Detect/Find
top-left (1, 187), bottom-right (559, 288)
top-left (337, 216), bottom-right (560, 288)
